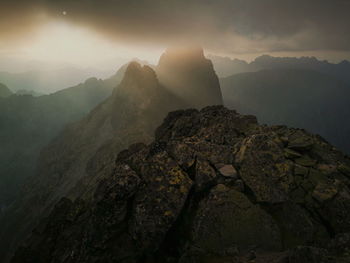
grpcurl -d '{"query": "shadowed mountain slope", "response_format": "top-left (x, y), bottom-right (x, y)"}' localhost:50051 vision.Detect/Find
top-left (221, 69), bottom-right (350, 154)
top-left (0, 76), bottom-right (118, 209)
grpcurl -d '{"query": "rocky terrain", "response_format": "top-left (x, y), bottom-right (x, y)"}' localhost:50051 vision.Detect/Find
top-left (0, 48), bottom-right (223, 262)
top-left (12, 106), bottom-right (350, 263)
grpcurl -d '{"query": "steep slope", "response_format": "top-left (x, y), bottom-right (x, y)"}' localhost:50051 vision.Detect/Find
top-left (209, 54), bottom-right (350, 83)
top-left (0, 62), bottom-right (188, 262)
top-left (0, 76), bottom-right (116, 209)
top-left (0, 83), bottom-right (12, 97)
top-left (221, 69), bottom-right (350, 154)
top-left (12, 106), bottom-right (350, 263)
top-left (157, 47), bottom-right (223, 109)
top-left (0, 62), bottom-right (130, 211)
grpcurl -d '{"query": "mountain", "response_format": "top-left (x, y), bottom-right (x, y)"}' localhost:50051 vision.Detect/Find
top-left (0, 74), bottom-right (120, 211)
top-left (221, 69), bottom-right (350, 154)
top-left (0, 63), bottom-right (129, 211)
top-left (207, 55), bottom-right (254, 77)
top-left (0, 83), bottom-right (12, 97)
top-left (157, 47), bottom-right (223, 109)
top-left (209, 54), bottom-right (350, 83)
top-left (12, 106), bottom-right (350, 263)
top-left (0, 67), bottom-right (111, 95)
top-left (0, 47), bottom-right (223, 262)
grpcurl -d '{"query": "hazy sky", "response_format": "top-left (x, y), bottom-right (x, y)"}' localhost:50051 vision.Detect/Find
top-left (1, 0), bottom-right (350, 70)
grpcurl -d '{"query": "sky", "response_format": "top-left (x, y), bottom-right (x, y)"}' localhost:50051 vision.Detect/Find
top-left (1, 0), bottom-right (350, 71)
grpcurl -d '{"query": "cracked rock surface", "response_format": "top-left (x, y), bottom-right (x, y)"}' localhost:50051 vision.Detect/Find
top-left (12, 106), bottom-right (350, 263)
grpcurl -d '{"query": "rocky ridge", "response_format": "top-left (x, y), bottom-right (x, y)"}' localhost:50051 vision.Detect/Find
top-left (12, 106), bottom-right (350, 263)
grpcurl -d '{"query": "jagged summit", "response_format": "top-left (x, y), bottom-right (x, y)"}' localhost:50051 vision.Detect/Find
top-left (157, 47), bottom-right (223, 109)
top-left (12, 106), bottom-right (350, 263)
top-left (115, 62), bottom-right (159, 95)
top-left (122, 61), bottom-right (155, 79)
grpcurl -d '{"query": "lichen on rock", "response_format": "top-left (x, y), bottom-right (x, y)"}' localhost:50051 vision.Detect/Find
top-left (12, 106), bottom-right (350, 263)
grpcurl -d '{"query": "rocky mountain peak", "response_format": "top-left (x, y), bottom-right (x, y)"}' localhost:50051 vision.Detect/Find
top-left (116, 62), bottom-right (159, 96)
top-left (157, 47), bottom-right (223, 109)
top-left (12, 106), bottom-right (350, 263)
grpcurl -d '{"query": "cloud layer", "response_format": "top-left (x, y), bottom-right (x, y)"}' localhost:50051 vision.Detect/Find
top-left (1, 0), bottom-right (350, 54)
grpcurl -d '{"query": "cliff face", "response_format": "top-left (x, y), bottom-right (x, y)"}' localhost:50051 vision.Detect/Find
top-left (157, 47), bottom-right (223, 109)
top-left (13, 106), bottom-right (350, 263)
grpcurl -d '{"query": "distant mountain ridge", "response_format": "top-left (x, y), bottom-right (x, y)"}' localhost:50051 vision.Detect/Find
top-left (220, 68), bottom-right (350, 154)
top-left (209, 54), bottom-right (350, 83)
top-left (0, 67), bottom-right (111, 95)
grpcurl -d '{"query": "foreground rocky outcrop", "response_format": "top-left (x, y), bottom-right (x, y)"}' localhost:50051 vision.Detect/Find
top-left (12, 106), bottom-right (350, 263)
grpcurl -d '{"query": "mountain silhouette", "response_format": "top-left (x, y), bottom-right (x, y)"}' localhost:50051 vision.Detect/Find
top-left (209, 54), bottom-right (350, 84)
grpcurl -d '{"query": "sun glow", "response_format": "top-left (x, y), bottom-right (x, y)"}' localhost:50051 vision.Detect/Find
top-left (17, 21), bottom-right (162, 69)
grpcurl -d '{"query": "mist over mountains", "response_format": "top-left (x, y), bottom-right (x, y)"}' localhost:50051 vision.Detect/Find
top-left (0, 68), bottom-right (111, 95)
top-left (209, 54), bottom-right (350, 83)
top-left (0, 48), bottom-right (350, 262)
top-left (1, 0), bottom-right (350, 261)
top-left (0, 48), bottom-right (223, 262)
top-left (0, 71), bottom-right (125, 210)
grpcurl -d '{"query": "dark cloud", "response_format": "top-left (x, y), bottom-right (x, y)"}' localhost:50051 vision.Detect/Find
top-left (1, 0), bottom-right (350, 54)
